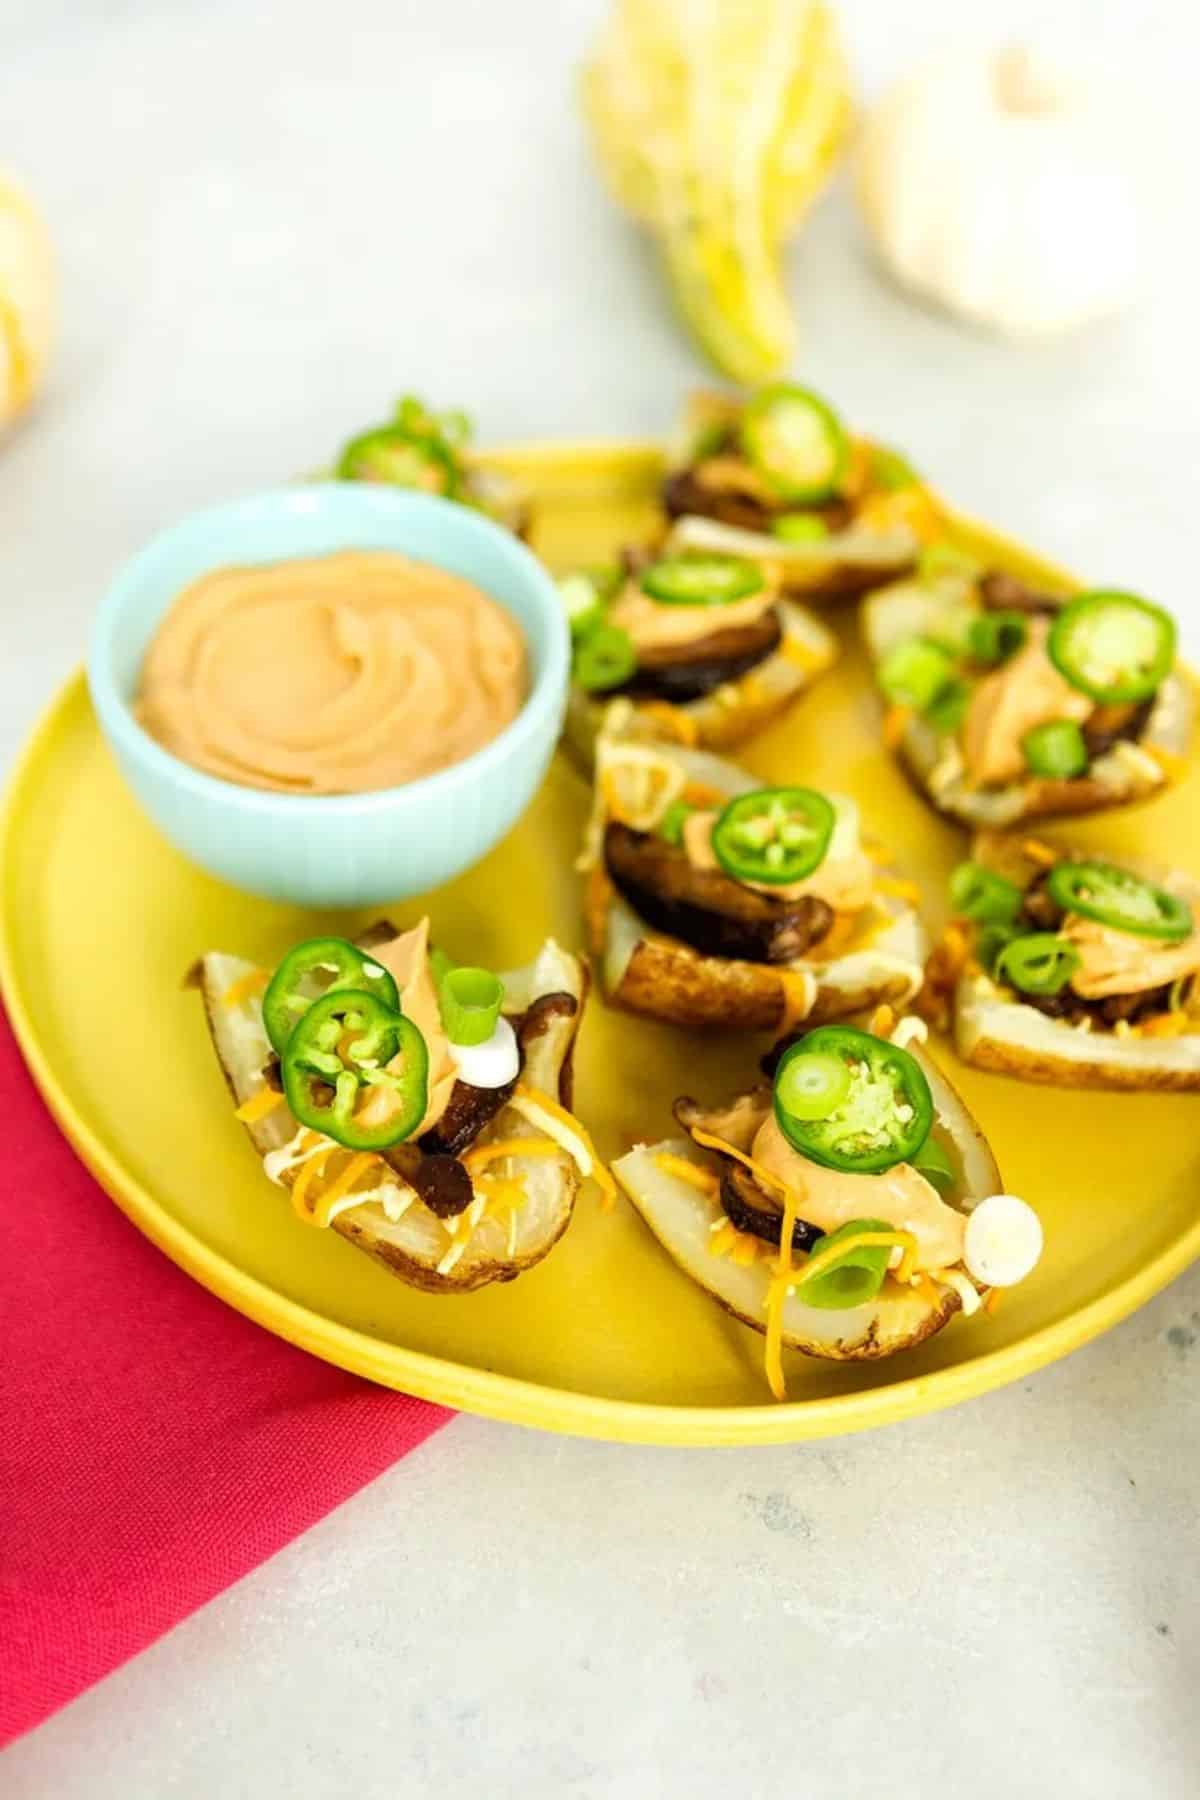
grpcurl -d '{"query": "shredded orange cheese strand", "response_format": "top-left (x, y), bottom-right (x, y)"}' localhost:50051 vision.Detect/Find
top-left (782, 638), bottom-right (824, 672)
top-left (1020, 839), bottom-right (1059, 867)
top-left (235, 1085), bottom-right (284, 1124)
top-left (512, 1085), bottom-right (617, 1209)
top-left (584, 864), bottom-right (613, 957)
top-left (776, 969), bottom-right (816, 1037)
top-left (868, 1002), bottom-right (896, 1038)
top-left (1146, 744), bottom-right (1187, 780)
top-left (807, 911), bottom-right (859, 964)
top-left (654, 1153), bottom-right (720, 1195)
top-left (1137, 1011), bottom-right (1196, 1039)
top-left (686, 1127), bottom-right (796, 1211)
top-left (311, 1152), bottom-right (381, 1228)
top-left (291, 1146), bottom-right (335, 1222)
top-left (464, 1137), bottom-right (561, 1173)
top-left (764, 1176), bottom-right (805, 1402)
top-left (637, 701), bottom-right (700, 746)
top-left (876, 874), bottom-right (922, 905)
top-left (984, 1288), bottom-right (1003, 1316)
top-left (882, 704), bottom-right (912, 749)
top-left (222, 968), bottom-right (268, 1009)
top-left (681, 781), bottom-right (728, 808)
top-left (709, 1219), bottom-right (740, 1258)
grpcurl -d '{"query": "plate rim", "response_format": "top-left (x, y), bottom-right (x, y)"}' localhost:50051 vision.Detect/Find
top-left (5, 443), bottom-right (1199, 1445)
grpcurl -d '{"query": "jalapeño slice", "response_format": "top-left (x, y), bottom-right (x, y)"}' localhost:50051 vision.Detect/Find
top-left (739, 384), bottom-right (849, 504)
top-left (1045, 861), bottom-right (1193, 943)
top-left (639, 553), bottom-right (765, 607)
top-left (995, 934), bottom-right (1080, 996)
top-left (711, 787), bottom-right (835, 887)
top-left (336, 426), bottom-right (458, 495)
top-left (1047, 591), bottom-right (1175, 704)
top-left (281, 990), bottom-right (428, 1151)
top-left (262, 936), bottom-right (401, 1057)
top-left (773, 1025), bottom-right (934, 1175)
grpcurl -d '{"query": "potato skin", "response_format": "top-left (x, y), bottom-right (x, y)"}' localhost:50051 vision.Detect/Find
top-left (196, 938), bottom-right (587, 1293)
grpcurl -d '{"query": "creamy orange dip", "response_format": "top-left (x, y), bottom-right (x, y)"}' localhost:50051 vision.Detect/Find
top-left (136, 550), bottom-right (527, 794)
top-left (750, 1112), bottom-right (966, 1272)
top-left (681, 809), bottom-right (875, 912)
top-left (608, 571), bottom-right (780, 655)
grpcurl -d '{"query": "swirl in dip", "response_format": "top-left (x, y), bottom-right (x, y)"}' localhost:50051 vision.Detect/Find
top-left (134, 550), bottom-right (527, 794)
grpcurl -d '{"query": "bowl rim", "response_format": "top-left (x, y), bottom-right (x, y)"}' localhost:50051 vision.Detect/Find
top-left (86, 481), bottom-right (569, 815)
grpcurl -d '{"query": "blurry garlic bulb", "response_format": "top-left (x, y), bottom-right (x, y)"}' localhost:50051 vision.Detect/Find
top-left (857, 45), bottom-right (1143, 335)
top-left (0, 170), bottom-right (55, 428)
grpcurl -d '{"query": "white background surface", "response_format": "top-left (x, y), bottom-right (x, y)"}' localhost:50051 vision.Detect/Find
top-left (3, 2), bottom-right (1198, 1795)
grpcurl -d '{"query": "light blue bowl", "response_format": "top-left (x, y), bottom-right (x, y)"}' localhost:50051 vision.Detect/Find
top-left (87, 484), bottom-right (569, 907)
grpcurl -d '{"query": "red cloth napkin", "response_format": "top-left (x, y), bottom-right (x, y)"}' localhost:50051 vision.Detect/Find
top-left (0, 1009), bottom-right (452, 1747)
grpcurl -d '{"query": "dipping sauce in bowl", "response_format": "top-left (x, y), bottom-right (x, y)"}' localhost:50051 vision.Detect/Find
top-left (135, 549), bottom-right (528, 795)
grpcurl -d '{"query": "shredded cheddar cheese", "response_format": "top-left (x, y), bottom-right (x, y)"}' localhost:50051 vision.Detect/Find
top-left (654, 1153), bottom-right (720, 1196)
top-left (464, 1137), bottom-right (561, 1174)
top-left (511, 1085), bottom-right (617, 1209)
top-left (1137, 1011), bottom-right (1197, 1039)
top-left (235, 1085), bottom-right (284, 1124)
top-left (585, 864), bottom-right (613, 957)
top-left (764, 1175), bottom-right (805, 1402)
top-left (291, 1145), bottom-right (336, 1222)
top-left (876, 874), bottom-right (922, 905)
top-left (681, 781), bottom-right (729, 809)
top-left (984, 1288), bottom-right (1003, 1316)
top-left (637, 701), bottom-right (699, 746)
top-left (868, 1002), bottom-right (896, 1037)
top-left (1145, 744), bottom-right (1187, 781)
top-left (1020, 839), bottom-right (1059, 868)
top-left (806, 910), bottom-right (859, 964)
top-left (222, 968), bottom-right (269, 1009)
top-left (311, 1152), bottom-right (381, 1228)
top-left (686, 1127), bottom-right (796, 1212)
top-left (883, 704), bottom-right (912, 749)
top-left (781, 637), bottom-right (824, 672)
top-left (776, 968), bottom-right (817, 1036)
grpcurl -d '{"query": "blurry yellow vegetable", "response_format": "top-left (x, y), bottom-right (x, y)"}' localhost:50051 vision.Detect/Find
top-left (583, 0), bottom-right (852, 383)
top-left (0, 170), bottom-right (55, 430)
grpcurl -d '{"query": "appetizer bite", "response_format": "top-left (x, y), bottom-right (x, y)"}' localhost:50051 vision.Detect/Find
top-left (659, 384), bottom-right (936, 597)
top-left (334, 393), bottom-right (528, 534)
top-left (561, 545), bottom-right (837, 761)
top-left (863, 559), bottom-right (1191, 827)
top-left (928, 835), bottom-right (1200, 1090)
top-left (579, 707), bottom-right (926, 1030)
top-left (193, 919), bottom-right (611, 1290)
top-left (614, 1011), bottom-right (1040, 1394)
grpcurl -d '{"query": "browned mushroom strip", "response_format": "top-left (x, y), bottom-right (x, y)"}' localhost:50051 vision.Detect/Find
top-left (418, 992), bottom-right (579, 1157)
top-left (380, 1144), bottom-right (475, 1217)
top-left (978, 570), bottom-right (1059, 615)
top-left (605, 823), bottom-right (834, 965)
top-left (720, 1160), bottom-right (822, 1252)
top-left (614, 611), bottom-right (783, 702)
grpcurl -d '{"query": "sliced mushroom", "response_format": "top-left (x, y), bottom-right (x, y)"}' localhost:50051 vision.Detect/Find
top-left (381, 1144), bottom-right (474, 1218)
top-left (720, 1159), bottom-right (822, 1253)
top-left (616, 609), bottom-right (783, 702)
top-left (673, 1087), bottom-right (771, 1153)
top-left (604, 823), bottom-right (834, 965)
top-left (978, 570), bottom-right (1059, 616)
top-left (418, 991), bottom-right (580, 1157)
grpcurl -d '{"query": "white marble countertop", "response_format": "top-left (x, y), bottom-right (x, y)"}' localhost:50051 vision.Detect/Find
top-left (2, 1), bottom-right (1197, 1794)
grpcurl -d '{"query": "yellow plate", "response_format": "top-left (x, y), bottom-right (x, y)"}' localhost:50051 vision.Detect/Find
top-left (4, 442), bottom-right (1199, 1446)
